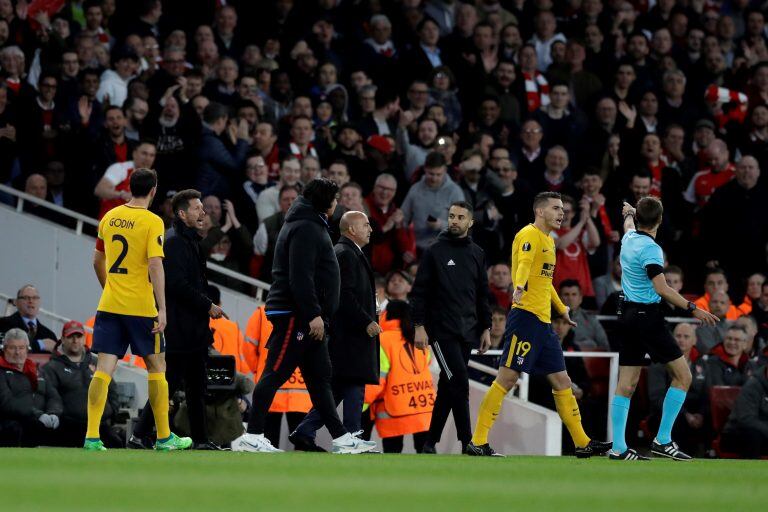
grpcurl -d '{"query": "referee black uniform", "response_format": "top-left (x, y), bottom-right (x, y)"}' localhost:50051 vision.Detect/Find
top-left (411, 230), bottom-right (491, 452)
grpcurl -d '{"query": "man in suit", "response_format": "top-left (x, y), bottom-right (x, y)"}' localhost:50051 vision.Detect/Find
top-left (289, 211), bottom-right (382, 451)
top-left (0, 285), bottom-right (57, 353)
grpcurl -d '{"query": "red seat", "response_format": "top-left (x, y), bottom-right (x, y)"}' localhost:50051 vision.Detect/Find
top-left (583, 352), bottom-right (610, 397)
top-left (709, 386), bottom-right (742, 459)
top-left (27, 353), bottom-right (52, 370)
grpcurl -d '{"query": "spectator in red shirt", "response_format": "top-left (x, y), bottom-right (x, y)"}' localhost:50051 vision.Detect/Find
top-left (684, 139), bottom-right (734, 209)
top-left (93, 140), bottom-right (156, 218)
top-left (365, 173), bottom-right (416, 274)
top-left (488, 263), bottom-right (512, 310)
top-left (552, 194), bottom-right (600, 300)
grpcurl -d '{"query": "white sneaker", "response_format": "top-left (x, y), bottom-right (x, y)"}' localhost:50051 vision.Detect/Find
top-left (332, 431), bottom-right (377, 454)
top-left (231, 433), bottom-right (283, 453)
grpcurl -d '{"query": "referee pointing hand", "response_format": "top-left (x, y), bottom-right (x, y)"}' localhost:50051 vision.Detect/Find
top-left (609, 198), bottom-right (718, 461)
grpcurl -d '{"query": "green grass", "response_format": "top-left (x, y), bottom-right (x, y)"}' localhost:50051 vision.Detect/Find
top-left (0, 449), bottom-right (765, 512)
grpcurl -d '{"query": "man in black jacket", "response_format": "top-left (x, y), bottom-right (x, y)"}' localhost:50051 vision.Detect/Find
top-left (0, 285), bottom-right (58, 353)
top-left (289, 211), bottom-right (381, 451)
top-left (43, 321), bottom-right (122, 447)
top-left (129, 189), bottom-right (224, 450)
top-left (411, 201), bottom-right (492, 453)
top-left (234, 179), bottom-right (377, 454)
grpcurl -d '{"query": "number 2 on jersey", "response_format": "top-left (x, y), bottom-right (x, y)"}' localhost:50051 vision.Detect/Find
top-left (109, 234), bottom-right (129, 274)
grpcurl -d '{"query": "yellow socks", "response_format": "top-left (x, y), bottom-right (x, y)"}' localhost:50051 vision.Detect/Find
top-left (86, 370), bottom-right (111, 439)
top-left (148, 372), bottom-right (171, 440)
top-left (553, 387), bottom-right (590, 448)
top-left (472, 381), bottom-right (508, 445)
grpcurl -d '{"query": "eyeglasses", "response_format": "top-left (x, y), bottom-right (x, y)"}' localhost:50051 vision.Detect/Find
top-left (17, 295), bottom-right (41, 301)
top-left (409, 89), bottom-right (428, 95)
top-left (375, 185), bottom-right (396, 192)
top-left (40, 82), bottom-right (57, 89)
top-left (523, 128), bottom-right (542, 134)
top-left (498, 167), bottom-right (514, 172)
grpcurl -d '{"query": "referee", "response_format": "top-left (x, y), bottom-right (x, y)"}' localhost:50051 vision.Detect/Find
top-left (411, 201), bottom-right (492, 454)
top-left (610, 198), bottom-right (717, 461)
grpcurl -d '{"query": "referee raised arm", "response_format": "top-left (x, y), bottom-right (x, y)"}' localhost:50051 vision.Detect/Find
top-left (609, 197), bottom-right (718, 461)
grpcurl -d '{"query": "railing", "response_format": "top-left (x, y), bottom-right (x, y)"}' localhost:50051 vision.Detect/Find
top-left (471, 349), bottom-right (621, 439)
top-left (0, 183), bottom-right (271, 301)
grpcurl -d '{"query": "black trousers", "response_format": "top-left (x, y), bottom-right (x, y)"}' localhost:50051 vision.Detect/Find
top-left (428, 338), bottom-right (472, 446)
top-left (382, 431), bottom-right (430, 453)
top-left (134, 348), bottom-right (209, 443)
top-left (246, 315), bottom-right (346, 439)
top-left (264, 411), bottom-right (305, 449)
top-left (722, 427), bottom-right (768, 459)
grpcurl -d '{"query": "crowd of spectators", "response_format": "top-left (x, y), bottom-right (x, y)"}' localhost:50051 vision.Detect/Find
top-left (1, 0), bottom-right (768, 456)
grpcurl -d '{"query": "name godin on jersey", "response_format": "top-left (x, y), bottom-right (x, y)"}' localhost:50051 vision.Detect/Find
top-left (108, 217), bottom-right (136, 229)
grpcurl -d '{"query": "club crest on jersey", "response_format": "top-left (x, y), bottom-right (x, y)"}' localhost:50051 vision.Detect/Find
top-left (522, 242), bottom-right (531, 252)
top-left (296, 331), bottom-right (304, 341)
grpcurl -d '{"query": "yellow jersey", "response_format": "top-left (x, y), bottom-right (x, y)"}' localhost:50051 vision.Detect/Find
top-left (510, 224), bottom-right (567, 323)
top-left (96, 205), bottom-right (165, 317)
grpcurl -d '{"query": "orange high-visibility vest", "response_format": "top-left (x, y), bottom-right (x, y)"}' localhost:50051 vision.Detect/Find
top-left (694, 293), bottom-right (744, 320)
top-left (84, 316), bottom-right (95, 348)
top-left (210, 316), bottom-right (252, 378)
top-left (85, 314), bottom-right (146, 368)
top-left (368, 313), bottom-right (433, 438)
top-left (244, 306), bottom-right (312, 413)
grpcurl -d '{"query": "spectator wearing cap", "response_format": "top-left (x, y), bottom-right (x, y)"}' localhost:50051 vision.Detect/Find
top-left (43, 320), bottom-right (122, 447)
top-left (96, 45), bottom-right (140, 108)
top-left (402, 152), bottom-right (464, 252)
top-left (0, 328), bottom-right (59, 447)
top-left (386, 270), bottom-right (413, 303)
top-left (0, 285), bottom-right (57, 353)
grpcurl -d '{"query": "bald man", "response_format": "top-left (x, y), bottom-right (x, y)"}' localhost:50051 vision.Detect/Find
top-left (289, 211), bottom-right (382, 451)
top-left (696, 290), bottom-right (735, 353)
top-left (685, 139), bottom-right (735, 208)
top-left (25, 174), bottom-right (48, 200)
top-left (647, 322), bottom-right (708, 454)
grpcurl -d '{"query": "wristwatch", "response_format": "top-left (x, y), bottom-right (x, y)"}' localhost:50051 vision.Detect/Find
top-left (686, 301), bottom-right (697, 312)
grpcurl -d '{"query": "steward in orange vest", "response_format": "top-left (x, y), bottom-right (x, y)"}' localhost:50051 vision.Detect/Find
top-left (210, 316), bottom-right (252, 378)
top-left (244, 305), bottom-right (311, 447)
top-left (366, 301), bottom-right (433, 453)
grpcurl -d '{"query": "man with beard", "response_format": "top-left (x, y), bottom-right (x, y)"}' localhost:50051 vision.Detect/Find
top-left (410, 201), bottom-right (492, 454)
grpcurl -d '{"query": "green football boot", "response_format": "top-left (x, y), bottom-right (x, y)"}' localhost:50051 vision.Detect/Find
top-left (83, 439), bottom-right (107, 451)
top-left (154, 433), bottom-right (193, 451)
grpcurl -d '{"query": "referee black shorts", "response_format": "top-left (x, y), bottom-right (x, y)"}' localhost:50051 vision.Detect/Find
top-left (617, 302), bottom-right (682, 366)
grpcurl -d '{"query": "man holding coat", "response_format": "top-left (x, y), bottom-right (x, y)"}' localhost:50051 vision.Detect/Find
top-left (289, 210), bottom-right (382, 451)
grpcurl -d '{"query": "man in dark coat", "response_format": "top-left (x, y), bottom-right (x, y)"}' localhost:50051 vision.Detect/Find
top-left (235, 179), bottom-right (377, 454)
top-left (43, 321), bottom-right (122, 447)
top-left (129, 189), bottom-right (224, 450)
top-left (290, 211), bottom-right (381, 450)
top-left (411, 201), bottom-right (493, 453)
top-left (0, 285), bottom-right (58, 353)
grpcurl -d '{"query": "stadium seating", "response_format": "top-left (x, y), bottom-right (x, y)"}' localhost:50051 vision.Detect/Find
top-left (709, 385), bottom-right (742, 459)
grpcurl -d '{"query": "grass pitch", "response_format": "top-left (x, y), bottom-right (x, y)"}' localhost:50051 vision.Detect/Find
top-left (0, 449), bottom-right (764, 512)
